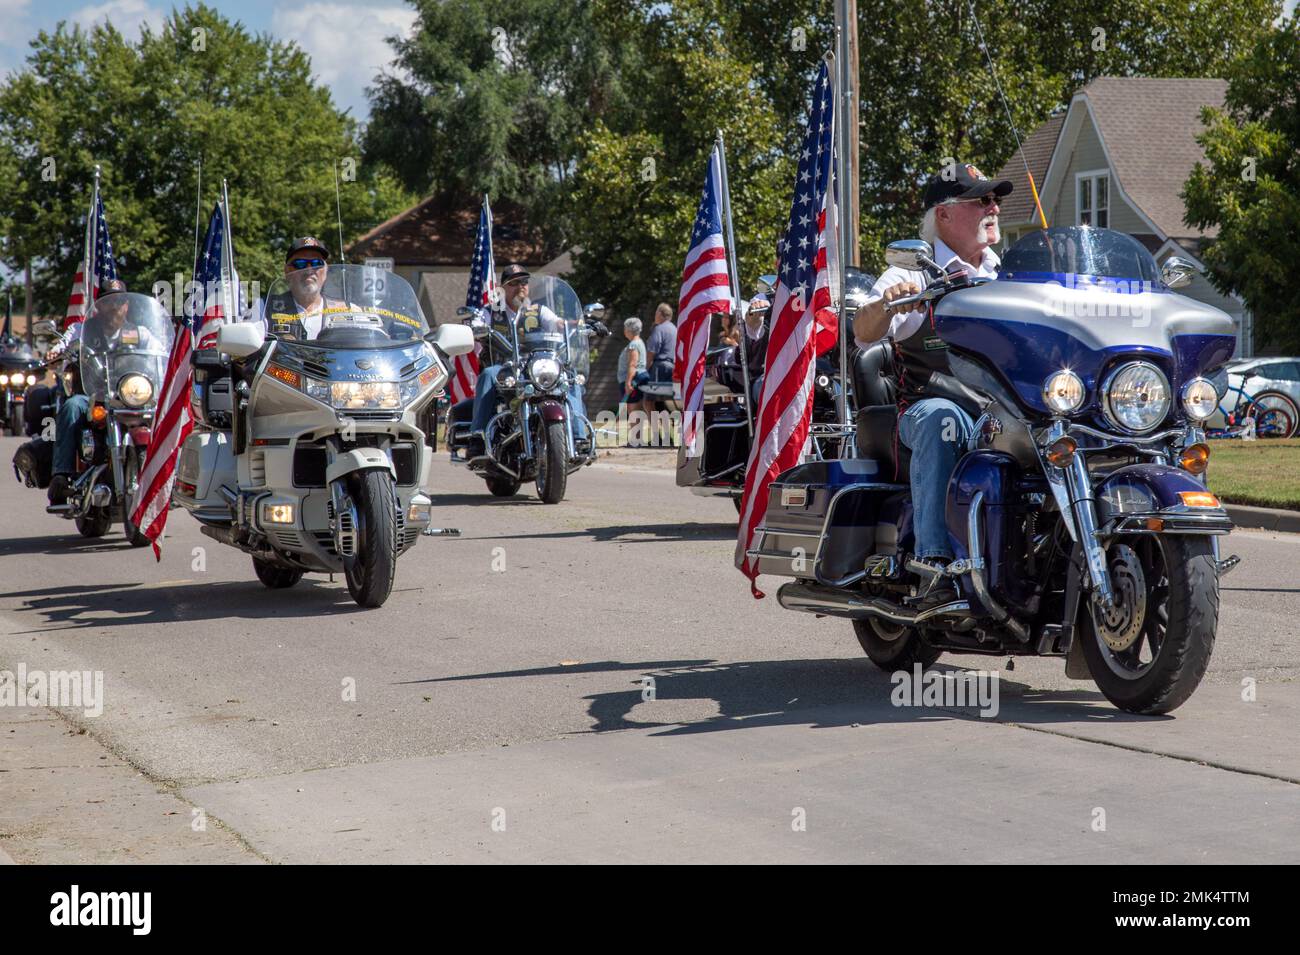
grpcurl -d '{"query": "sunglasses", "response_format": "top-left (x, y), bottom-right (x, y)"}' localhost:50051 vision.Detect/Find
top-left (505, 278), bottom-right (529, 287)
top-left (290, 258), bottom-right (326, 270)
top-left (947, 194), bottom-right (1000, 209)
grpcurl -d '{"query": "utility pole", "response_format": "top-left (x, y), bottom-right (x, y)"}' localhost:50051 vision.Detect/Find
top-left (24, 259), bottom-right (33, 346)
top-left (834, 0), bottom-right (860, 266)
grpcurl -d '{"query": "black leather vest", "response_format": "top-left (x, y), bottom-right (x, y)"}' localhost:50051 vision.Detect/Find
top-left (891, 307), bottom-right (986, 417)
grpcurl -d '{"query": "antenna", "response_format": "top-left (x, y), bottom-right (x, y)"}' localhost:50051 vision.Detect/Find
top-left (967, 0), bottom-right (1049, 230)
top-left (333, 161), bottom-right (346, 263)
top-left (192, 156), bottom-right (203, 275)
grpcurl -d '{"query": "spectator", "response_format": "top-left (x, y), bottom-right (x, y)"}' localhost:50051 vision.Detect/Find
top-left (618, 317), bottom-right (648, 446)
top-left (718, 312), bottom-right (742, 348)
top-left (635, 302), bottom-right (677, 445)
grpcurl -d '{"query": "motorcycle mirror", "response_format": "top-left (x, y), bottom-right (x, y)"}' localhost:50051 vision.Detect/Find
top-left (757, 274), bottom-right (778, 294)
top-left (584, 302), bottom-right (606, 320)
top-left (1161, 256), bottom-right (1197, 290)
top-left (884, 240), bottom-right (938, 274)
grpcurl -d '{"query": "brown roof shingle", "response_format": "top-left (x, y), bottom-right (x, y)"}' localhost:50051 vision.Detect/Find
top-left (347, 194), bottom-right (551, 266)
top-left (994, 112), bottom-right (1065, 225)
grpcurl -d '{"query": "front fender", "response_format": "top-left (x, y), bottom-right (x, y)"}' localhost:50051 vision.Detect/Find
top-left (326, 447), bottom-right (395, 485)
top-left (1096, 463), bottom-right (1232, 535)
top-left (535, 398), bottom-right (567, 424)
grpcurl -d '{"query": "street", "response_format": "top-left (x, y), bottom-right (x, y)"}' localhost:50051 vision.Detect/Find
top-left (2, 435), bottom-right (1298, 864)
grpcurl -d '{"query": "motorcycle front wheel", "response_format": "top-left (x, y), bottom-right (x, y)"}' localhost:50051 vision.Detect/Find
top-left (1079, 535), bottom-right (1217, 714)
top-left (343, 469), bottom-right (398, 608)
top-left (535, 419), bottom-right (568, 505)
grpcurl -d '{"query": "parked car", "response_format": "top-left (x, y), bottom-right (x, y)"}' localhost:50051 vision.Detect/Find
top-left (1203, 357), bottom-right (1300, 437)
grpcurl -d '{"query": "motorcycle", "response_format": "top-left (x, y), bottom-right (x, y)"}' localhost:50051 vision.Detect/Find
top-left (0, 339), bottom-right (42, 435)
top-left (173, 264), bottom-right (474, 608)
top-left (41, 292), bottom-right (171, 544)
top-left (445, 275), bottom-right (607, 503)
top-left (748, 226), bottom-right (1236, 714)
top-left (676, 269), bottom-right (874, 511)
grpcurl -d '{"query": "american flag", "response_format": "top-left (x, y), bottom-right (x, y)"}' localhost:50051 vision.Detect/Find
top-left (63, 192), bottom-right (118, 329)
top-left (191, 202), bottom-right (242, 350)
top-left (453, 196), bottom-right (495, 403)
top-left (735, 59), bottom-right (839, 595)
top-left (675, 143), bottom-right (733, 455)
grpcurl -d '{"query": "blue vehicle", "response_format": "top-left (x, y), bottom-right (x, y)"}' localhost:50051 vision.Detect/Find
top-left (749, 227), bottom-right (1235, 714)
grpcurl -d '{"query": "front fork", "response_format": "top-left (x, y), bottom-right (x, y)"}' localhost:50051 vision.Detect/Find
top-left (107, 417), bottom-right (126, 506)
top-left (1043, 421), bottom-right (1116, 609)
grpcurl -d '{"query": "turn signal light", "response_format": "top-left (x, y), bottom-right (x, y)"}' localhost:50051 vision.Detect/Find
top-left (1179, 442), bottom-right (1210, 475)
top-left (90, 404), bottom-right (108, 425)
top-left (1178, 491), bottom-right (1220, 508)
top-left (1045, 436), bottom-right (1078, 468)
top-left (267, 364), bottom-right (301, 389)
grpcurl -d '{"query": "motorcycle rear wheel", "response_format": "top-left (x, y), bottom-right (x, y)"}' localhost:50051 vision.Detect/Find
top-left (253, 557), bottom-right (304, 589)
top-left (535, 419), bottom-right (568, 504)
top-left (75, 506), bottom-right (112, 538)
top-left (1080, 535), bottom-right (1217, 714)
top-left (853, 618), bottom-right (942, 672)
top-left (343, 469), bottom-right (398, 608)
top-left (486, 474), bottom-right (521, 497)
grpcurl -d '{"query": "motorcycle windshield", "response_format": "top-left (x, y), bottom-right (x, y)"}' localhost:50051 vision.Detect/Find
top-left (261, 263), bottom-right (429, 348)
top-left (518, 275), bottom-right (590, 378)
top-left (998, 226), bottom-right (1164, 291)
top-left (79, 293), bottom-right (174, 405)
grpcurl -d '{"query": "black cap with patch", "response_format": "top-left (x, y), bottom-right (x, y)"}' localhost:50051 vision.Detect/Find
top-left (286, 236), bottom-right (329, 261)
top-left (99, 278), bottom-right (128, 295)
top-left (500, 263), bottom-right (530, 284)
top-left (922, 162), bottom-right (1013, 210)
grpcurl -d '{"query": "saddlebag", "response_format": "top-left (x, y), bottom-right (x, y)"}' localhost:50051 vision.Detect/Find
top-left (747, 459), bottom-right (906, 585)
top-left (12, 438), bottom-right (53, 489)
top-left (676, 399), bottom-right (749, 487)
top-left (175, 430), bottom-right (236, 516)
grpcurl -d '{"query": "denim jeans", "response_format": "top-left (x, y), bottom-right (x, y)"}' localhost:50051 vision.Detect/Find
top-left (897, 398), bottom-right (974, 560)
top-left (53, 393), bottom-right (89, 475)
top-left (471, 364), bottom-right (589, 442)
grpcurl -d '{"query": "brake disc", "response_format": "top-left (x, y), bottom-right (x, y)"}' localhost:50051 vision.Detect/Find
top-left (1094, 543), bottom-right (1147, 652)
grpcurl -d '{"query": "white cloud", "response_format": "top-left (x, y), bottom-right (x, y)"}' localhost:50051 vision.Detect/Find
top-left (271, 2), bottom-right (416, 119)
top-left (71, 0), bottom-right (164, 37)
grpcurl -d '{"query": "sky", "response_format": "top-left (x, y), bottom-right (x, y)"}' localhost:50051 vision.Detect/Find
top-left (0, 0), bottom-right (418, 119)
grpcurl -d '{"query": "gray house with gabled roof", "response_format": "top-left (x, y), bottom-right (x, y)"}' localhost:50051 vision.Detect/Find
top-left (994, 77), bottom-right (1255, 357)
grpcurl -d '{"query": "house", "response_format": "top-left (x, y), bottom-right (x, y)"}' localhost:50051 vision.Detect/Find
top-left (994, 77), bottom-right (1255, 357)
top-left (345, 194), bottom-right (574, 327)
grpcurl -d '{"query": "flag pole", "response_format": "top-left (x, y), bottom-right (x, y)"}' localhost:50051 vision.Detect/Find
top-left (221, 177), bottom-right (237, 319)
top-left (825, 46), bottom-right (852, 446)
top-left (716, 131), bottom-right (752, 440)
top-left (192, 157), bottom-right (203, 276)
top-left (83, 166), bottom-right (101, 306)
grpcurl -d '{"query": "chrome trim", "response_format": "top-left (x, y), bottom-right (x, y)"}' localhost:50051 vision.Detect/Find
top-left (1038, 420), bottom-right (1078, 541)
top-left (1099, 360), bottom-right (1172, 436)
top-left (777, 580), bottom-right (969, 626)
top-left (1067, 446), bottom-right (1116, 607)
top-left (1042, 369), bottom-right (1085, 414)
top-left (1065, 422), bottom-right (1186, 446)
top-left (965, 491), bottom-right (1029, 642)
top-left (1179, 377), bottom-right (1217, 422)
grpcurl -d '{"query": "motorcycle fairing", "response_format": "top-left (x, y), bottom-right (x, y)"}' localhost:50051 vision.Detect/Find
top-left (1094, 463), bottom-right (1232, 534)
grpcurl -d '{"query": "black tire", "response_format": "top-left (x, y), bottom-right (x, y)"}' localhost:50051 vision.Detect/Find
top-left (535, 419), bottom-right (568, 504)
top-left (485, 474), bottom-right (521, 497)
top-left (1245, 391), bottom-right (1299, 438)
top-left (1079, 535), bottom-right (1217, 715)
top-left (852, 618), bottom-right (942, 672)
top-left (253, 557), bottom-right (304, 589)
top-left (75, 506), bottom-right (111, 538)
top-left (121, 446), bottom-right (151, 547)
top-left (343, 469), bottom-right (399, 608)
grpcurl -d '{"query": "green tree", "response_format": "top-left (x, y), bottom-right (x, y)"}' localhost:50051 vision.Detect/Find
top-left (1184, 16), bottom-right (1300, 352)
top-left (0, 4), bottom-right (413, 314)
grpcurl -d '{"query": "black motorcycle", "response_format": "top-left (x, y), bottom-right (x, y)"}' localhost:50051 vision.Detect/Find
top-left (446, 275), bottom-right (609, 503)
top-left (0, 339), bottom-right (42, 436)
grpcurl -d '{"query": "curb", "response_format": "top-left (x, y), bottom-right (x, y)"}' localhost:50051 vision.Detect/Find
top-left (1223, 503), bottom-right (1300, 534)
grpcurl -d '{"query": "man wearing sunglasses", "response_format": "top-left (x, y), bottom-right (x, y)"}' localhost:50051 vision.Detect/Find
top-left (850, 162), bottom-right (1013, 609)
top-left (264, 237), bottom-right (346, 340)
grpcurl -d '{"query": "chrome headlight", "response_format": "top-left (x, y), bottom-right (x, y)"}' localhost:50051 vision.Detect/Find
top-left (1180, 377), bottom-right (1218, 421)
top-left (26, 373), bottom-right (37, 386)
top-left (117, 373), bottom-right (154, 408)
top-left (0, 374), bottom-right (9, 386)
top-left (528, 356), bottom-right (561, 390)
top-left (328, 381), bottom-right (402, 411)
top-left (1102, 361), bottom-right (1171, 434)
top-left (1042, 369), bottom-right (1084, 414)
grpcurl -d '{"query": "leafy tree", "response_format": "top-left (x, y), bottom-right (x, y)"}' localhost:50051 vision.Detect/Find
top-left (1185, 15), bottom-right (1300, 352)
top-left (0, 4), bottom-right (413, 314)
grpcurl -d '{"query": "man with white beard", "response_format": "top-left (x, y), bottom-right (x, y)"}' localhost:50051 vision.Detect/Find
top-left (851, 162), bottom-right (1012, 608)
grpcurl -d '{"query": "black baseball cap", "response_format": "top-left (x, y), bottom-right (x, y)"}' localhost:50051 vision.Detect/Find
top-left (500, 264), bottom-right (530, 284)
top-left (286, 236), bottom-right (329, 261)
top-left (922, 162), bottom-right (1013, 210)
top-left (99, 278), bottom-right (128, 294)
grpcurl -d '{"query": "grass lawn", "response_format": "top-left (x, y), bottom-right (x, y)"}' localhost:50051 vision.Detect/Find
top-left (1206, 438), bottom-right (1300, 511)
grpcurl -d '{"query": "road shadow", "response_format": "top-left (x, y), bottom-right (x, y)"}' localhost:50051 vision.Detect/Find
top-left (0, 531), bottom-right (146, 559)
top-left (0, 579), bottom-right (370, 633)
top-left (465, 522), bottom-right (739, 544)
top-left (411, 656), bottom-right (1158, 733)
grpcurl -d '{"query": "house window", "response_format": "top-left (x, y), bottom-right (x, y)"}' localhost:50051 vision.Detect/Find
top-left (1077, 173), bottom-right (1109, 227)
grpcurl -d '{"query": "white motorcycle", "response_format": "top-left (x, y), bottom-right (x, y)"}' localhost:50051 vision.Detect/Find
top-left (175, 264), bottom-right (473, 607)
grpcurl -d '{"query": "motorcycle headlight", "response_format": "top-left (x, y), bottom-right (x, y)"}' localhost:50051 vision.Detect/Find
top-left (1180, 378), bottom-right (1218, 422)
top-left (26, 373), bottom-right (37, 386)
top-left (331, 381), bottom-right (402, 411)
top-left (0, 374), bottom-right (8, 386)
top-left (1102, 361), bottom-right (1171, 434)
top-left (1042, 369), bottom-right (1085, 414)
top-left (117, 373), bottom-right (154, 408)
top-left (528, 356), bottom-right (561, 390)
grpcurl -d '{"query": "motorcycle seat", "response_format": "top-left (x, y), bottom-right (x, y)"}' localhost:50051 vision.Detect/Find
top-left (448, 398), bottom-right (474, 425)
top-left (856, 404), bottom-right (910, 481)
top-left (852, 340), bottom-right (897, 408)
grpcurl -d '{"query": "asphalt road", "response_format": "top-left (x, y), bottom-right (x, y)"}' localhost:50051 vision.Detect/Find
top-left (1, 434), bottom-right (1298, 863)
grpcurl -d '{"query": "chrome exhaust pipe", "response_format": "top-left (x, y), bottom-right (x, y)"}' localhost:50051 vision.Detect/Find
top-left (777, 581), bottom-right (969, 625)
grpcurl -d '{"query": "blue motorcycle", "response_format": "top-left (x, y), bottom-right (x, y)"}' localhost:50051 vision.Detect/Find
top-left (749, 226), bottom-right (1235, 714)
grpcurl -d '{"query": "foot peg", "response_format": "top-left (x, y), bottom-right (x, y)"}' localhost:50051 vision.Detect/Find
top-left (1217, 554), bottom-right (1241, 577)
top-left (421, 526), bottom-right (461, 537)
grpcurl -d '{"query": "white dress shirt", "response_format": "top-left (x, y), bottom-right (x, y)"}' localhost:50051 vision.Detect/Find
top-left (856, 238), bottom-right (1000, 347)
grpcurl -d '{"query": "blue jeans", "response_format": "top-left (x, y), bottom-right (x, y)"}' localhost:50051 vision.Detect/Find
top-left (898, 398), bottom-right (974, 560)
top-left (471, 364), bottom-right (589, 442)
top-left (53, 393), bottom-right (89, 475)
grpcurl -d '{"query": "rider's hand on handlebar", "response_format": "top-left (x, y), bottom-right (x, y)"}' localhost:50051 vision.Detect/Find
top-left (882, 281), bottom-right (922, 318)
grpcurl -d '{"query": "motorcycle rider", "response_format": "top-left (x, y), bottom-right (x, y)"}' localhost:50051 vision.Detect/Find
top-left (262, 237), bottom-right (348, 340)
top-left (467, 264), bottom-right (589, 457)
top-left (851, 161), bottom-right (1011, 605)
